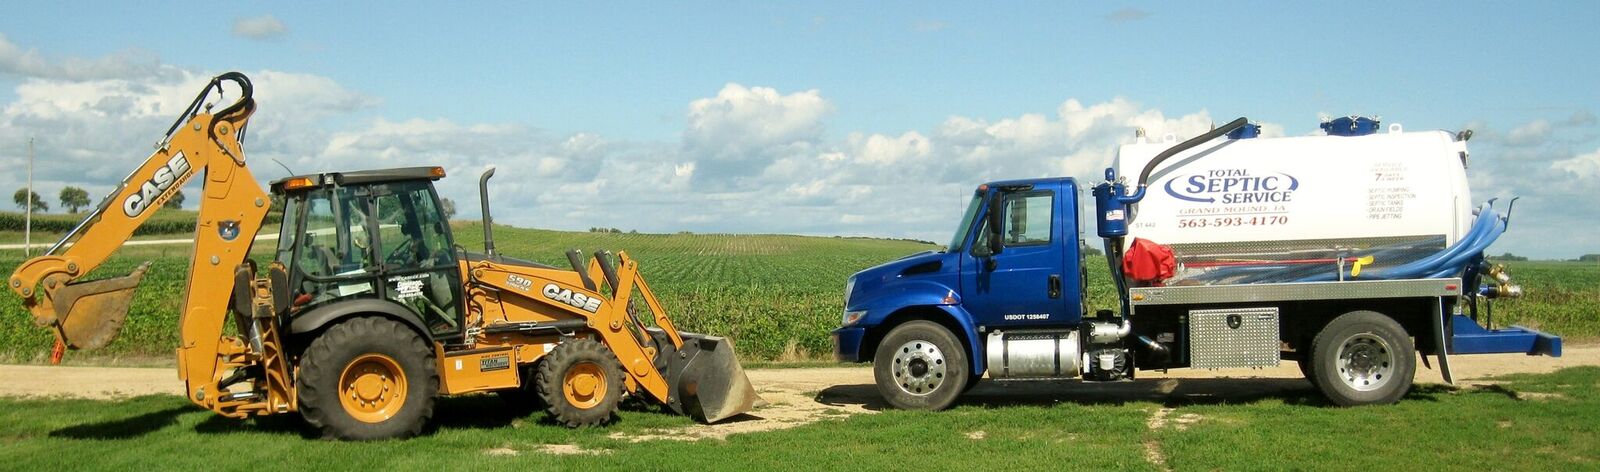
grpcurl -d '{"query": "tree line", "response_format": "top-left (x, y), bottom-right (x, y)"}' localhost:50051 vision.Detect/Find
top-left (12, 186), bottom-right (186, 213)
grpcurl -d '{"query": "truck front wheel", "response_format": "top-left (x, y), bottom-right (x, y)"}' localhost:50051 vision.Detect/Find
top-left (1309, 311), bottom-right (1415, 406)
top-left (873, 321), bottom-right (969, 411)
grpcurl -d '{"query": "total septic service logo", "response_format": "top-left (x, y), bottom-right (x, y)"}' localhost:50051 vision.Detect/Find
top-left (1163, 168), bottom-right (1299, 204)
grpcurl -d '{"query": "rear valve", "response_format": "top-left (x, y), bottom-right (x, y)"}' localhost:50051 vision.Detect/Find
top-left (1479, 264), bottom-right (1523, 299)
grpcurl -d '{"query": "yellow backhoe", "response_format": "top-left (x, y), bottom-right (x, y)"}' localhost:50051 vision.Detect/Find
top-left (7, 72), bottom-right (762, 439)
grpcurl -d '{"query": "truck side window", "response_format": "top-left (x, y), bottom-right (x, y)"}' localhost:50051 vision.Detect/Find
top-left (970, 190), bottom-right (1054, 254)
top-left (1002, 191), bottom-right (1053, 246)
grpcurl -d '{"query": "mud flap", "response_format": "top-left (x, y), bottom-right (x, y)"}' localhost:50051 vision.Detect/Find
top-left (50, 262), bottom-right (151, 350)
top-left (1432, 298), bottom-right (1454, 385)
top-left (660, 332), bottom-right (765, 423)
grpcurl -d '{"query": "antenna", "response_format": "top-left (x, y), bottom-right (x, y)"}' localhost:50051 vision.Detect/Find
top-left (270, 158), bottom-right (295, 177)
top-left (25, 137), bottom-right (33, 257)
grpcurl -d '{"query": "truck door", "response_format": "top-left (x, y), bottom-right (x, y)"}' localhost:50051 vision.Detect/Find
top-left (959, 182), bottom-right (1071, 327)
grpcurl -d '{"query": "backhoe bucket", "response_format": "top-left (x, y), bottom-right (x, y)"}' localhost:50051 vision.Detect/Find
top-left (48, 262), bottom-right (151, 350)
top-left (661, 332), bottom-right (764, 423)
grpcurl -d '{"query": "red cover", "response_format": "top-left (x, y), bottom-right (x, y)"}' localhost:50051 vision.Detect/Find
top-left (1123, 238), bottom-right (1176, 285)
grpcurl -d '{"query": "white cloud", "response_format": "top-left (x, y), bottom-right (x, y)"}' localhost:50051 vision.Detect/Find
top-left (683, 84), bottom-right (832, 185)
top-left (1552, 147), bottom-right (1600, 179)
top-left (4, 38), bottom-right (1591, 258)
top-left (1107, 8), bottom-right (1153, 23)
top-left (233, 15), bottom-right (288, 40)
top-left (0, 33), bottom-right (167, 81)
top-left (1505, 119), bottom-right (1552, 147)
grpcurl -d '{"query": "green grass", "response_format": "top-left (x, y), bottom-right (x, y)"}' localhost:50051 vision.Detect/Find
top-left (1, 367), bottom-right (1596, 469)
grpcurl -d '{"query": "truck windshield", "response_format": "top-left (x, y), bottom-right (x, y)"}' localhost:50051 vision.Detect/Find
top-left (946, 194), bottom-right (982, 251)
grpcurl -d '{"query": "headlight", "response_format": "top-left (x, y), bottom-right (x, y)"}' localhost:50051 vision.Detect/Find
top-left (844, 276), bottom-right (856, 307)
top-left (842, 310), bottom-right (867, 326)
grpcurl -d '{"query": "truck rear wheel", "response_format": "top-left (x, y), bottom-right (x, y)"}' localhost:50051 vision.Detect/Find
top-left (1309, 311), bottom-right (1415, 406)
top-left (1297, 352), bottom-right (1319, 389)
top-left (536, 339), bottom-right (625, 427)
top-left (873, 321), bottom-right (969, 411)
top-left (297, 316), bottom-right (438, 440)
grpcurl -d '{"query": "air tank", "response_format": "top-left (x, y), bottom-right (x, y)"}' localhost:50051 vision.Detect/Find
top-left (1110, 122), bottom-right (1475, 285)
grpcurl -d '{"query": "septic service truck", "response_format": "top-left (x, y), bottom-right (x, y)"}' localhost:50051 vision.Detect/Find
top-left (833, 116), bottom-right (1562, 410)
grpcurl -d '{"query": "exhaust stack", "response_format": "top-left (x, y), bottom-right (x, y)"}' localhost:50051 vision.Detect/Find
top-left (478, 168), bottom-right (497, 259)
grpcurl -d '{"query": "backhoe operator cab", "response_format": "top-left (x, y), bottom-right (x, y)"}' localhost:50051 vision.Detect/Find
top-left (270, 167), bottom-right (464, 339)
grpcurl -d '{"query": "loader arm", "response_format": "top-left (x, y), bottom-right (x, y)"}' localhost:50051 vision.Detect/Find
top-left (468, 250), bottom-right (760, 422)
top-left (6, 73), bottom-right (273, 397)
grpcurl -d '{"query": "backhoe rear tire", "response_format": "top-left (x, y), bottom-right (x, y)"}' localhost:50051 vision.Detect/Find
top-left (536, 339), bottom-right (625, 427)
top-left (297, 316), bottom-right (438, 440)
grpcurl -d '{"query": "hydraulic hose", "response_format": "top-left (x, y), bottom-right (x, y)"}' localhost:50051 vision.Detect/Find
top-left (1289, 205), bottom-right (1504, 282)
top-left (1358, 210), bottom-right (1502, 280)
top-left (1118, 117), bottom-right (1251, 204)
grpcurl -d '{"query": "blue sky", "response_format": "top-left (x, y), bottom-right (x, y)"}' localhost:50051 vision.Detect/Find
top-left (1, 2), bottom-right (1597, 258)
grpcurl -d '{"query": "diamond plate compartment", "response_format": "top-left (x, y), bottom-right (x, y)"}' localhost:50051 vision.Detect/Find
top-left (1188, 307), bottom-right (1280, 369)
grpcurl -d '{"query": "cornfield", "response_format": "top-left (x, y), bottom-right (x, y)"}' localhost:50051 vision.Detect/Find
top-left (0, 222), bottom-right (1592, 363)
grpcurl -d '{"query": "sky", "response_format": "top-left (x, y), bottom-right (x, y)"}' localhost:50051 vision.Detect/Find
top-left (0, 2), bottom-right (1596, 258)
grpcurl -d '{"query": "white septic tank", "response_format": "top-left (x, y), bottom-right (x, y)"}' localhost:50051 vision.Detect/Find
top-left (1111, 122), bottom-right (1476, 285)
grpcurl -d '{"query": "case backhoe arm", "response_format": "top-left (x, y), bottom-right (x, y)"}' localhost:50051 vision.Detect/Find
top-left (6, 72), bottom-right (272, 357)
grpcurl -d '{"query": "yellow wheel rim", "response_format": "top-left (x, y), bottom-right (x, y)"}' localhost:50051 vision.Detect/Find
top-left (562, 361), bottom-right (606, 409)
top-left (338, 353), bottom-right (408, 424)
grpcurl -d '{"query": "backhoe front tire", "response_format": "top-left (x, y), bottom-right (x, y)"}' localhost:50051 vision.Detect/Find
top-left (873, 320), bottom-right (969, 411)
top-left (297, 316), bottom-right (438, 440)
top-left (536, 339), bottom-right (625, 427)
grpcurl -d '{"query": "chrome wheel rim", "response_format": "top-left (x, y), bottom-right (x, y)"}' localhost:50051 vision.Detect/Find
top-left (891, 340), bottom-right (947, 396)
top-left (1336, 333), bottom-right (1395, 392)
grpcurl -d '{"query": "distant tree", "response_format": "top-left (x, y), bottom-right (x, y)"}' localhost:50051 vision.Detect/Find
top-left (1080, 241), bottom-right (1105, 257)
top-left (1492, 252), bottom-right (1529, 262)
top-left (59, 186), bottom-right (90, 213)
top-left (1580, 254), bottom-right (1600, 263)
top-left (440, 198), bottom-right (457, 220)
top-left (12, 188), bottom-right (47, 212)
top-left (164, 190), bottom-right (186, 210)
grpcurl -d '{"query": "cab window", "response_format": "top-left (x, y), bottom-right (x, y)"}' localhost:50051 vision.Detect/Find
top-left (972, 190), bottom-right (1054, 253)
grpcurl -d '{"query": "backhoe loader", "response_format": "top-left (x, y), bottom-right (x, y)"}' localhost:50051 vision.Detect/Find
top-left (7, 72), bottom-right (762, 439)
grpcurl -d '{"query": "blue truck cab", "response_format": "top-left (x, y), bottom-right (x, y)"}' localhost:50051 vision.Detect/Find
top-left (834, 178), bottom-right (1089, 401)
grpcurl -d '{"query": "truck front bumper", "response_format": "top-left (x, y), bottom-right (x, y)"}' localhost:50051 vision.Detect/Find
top-left (832, 326), bottom-right (867, 362)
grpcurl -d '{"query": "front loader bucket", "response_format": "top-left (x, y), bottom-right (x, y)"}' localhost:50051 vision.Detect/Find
top-left (661, 332), bottom-right (765, 423)
top-left (48, 262), bottom-right (151, 350)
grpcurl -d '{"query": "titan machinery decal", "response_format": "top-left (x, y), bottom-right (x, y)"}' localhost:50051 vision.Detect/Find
top-left (1162, 168), bottom-right (1298, 229)
top-left (479, 354), bottom-right (511, 372)
top-left (123, 152), bottom-right (193, 218)
top-left (543, 283), bottom-right (602, 312)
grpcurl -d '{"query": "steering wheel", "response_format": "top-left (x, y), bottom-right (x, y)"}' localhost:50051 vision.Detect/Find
top-left (385, 238), bottom-right (420, 267)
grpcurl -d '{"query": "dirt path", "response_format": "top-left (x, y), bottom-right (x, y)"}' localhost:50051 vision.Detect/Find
top-left (4, 346), bottom-right (1597, 440)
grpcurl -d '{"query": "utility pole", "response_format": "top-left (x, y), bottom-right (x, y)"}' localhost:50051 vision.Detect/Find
top-left (25, 137), bottom-right (33, 257)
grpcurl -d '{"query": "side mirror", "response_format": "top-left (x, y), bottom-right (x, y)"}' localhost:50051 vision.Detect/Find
top-left (984, 192), bottom-right (1004, 256)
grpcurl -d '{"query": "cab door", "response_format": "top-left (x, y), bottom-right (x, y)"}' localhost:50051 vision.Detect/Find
top-left (958, 182), bottom-right (1071, 327)
top-left (368, 181), bottom-right (465, 339)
